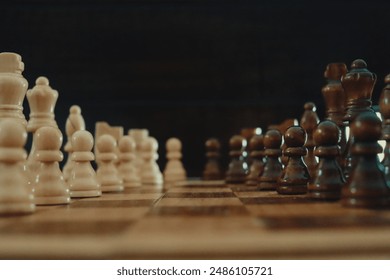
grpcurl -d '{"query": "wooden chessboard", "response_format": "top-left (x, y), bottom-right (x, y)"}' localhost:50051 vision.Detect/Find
top-left (1, 179), bottom-right (390, 260)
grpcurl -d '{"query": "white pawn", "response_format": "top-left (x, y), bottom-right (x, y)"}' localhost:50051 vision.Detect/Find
top-left (0, 119), bottom-right (35, 215)
top-left (63, 105), bottom-right (85, 181)
top-left (128, 129), bottom-right (149, 176)
top-left (163, 138), bottom-right (187, 183)
top-left (96, 134), bottom-right (124, 192)
top-left (34, 127), bottom-right (70, 205)
top-left (68, 130), bottom-right (101, 198)
top-left (140, 137), bottom-right (163, 186)
top-left (118, 136), bottom-right (141, 187)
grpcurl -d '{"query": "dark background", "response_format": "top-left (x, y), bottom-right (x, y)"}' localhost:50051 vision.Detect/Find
top-left (2, 0), bottom-right (390, 176)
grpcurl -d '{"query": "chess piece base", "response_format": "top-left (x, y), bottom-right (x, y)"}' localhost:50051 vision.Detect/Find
top-left (277, 184), bottom-right (307, 195)
top-left (70, 190), bottom-right (102, 198)
top-left (35, 196), bottom-right (70, 205)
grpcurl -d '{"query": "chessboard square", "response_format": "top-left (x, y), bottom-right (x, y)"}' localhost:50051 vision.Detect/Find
top-left (84, 192), bottom-right (163, 201)
top-left (70, 199), bottom-right (156, 208)
top-left (156, 197), bottom-right (242, 207)
top-left (123, 187), bottom-right (164, 194)
top-left (149, 205), bottom-right (249, 216)
top-left (22, 207), bottom-right (150, 222)
top-left (167, 187), bottom-right (232, 193)
top-left (260, 215), bottom-right (390, 230)
top-left (163, 192), bottom-right (235, 198)
top-left (240, 196), bottom-right (312, 205)
top-left (230, 185), bottom-right (263, 192)
top-left (0, 220), bottom-right (133, 236)
top-left (245, 203), bottom-right (375, 218)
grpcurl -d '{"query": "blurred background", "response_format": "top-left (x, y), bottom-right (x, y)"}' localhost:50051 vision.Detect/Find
top-left (2, 0), bottom-right (390, 176)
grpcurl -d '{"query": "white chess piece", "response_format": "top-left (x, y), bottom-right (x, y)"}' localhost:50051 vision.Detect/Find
top-left (128, 129), bottom-right (149, 176)
top-left (0, 119), bottom-right (35, 215)
top-left (68, 130), bottom-right (101, 198)
top-left (118, 136), bottom-right (141, 187)
top-left (26, 76), bottom-right (59, 185)
top-left (163, 137), bottom-right (187, 183)
top-left (0, 52), bottom-right (28, 126)
top-left (34, 127), bottom-right (70, 205)
top-left (96, 134), bottom-right (124, 192)
top-left (140, 137), bottom-right (163, 186)
top-left (63, 105), bottom-right (85, 181)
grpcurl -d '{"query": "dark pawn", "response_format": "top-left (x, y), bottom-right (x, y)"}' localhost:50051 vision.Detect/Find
top-left (341, 112), bottom-right (390, 208)
top-left (202, 138), bottom-right (223, 180)
top-left (300, 102), bottom-right (319, 180)
top-left (268, 118), bottom-right (298, 166)
top-left (259, 130), bottom-right (283, 190)
top-left (277, 126), bottom-right (310, 195)
top-left (246, 134), bottom-right (265, 186)
top-left (379, 74), bottom-right (390, 186)
top-left (225, 135), bottom-right (248, 184)
top-left (308, 121), bottom-right (345, 200)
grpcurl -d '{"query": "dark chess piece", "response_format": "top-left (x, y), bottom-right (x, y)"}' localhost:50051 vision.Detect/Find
top-left (308, 120), bottom-right (345, 200)
top-left (277, 126), bottom-right (309, 195)
top-left (202, 138), bottom-right (223, 180)
top-left (379, 74), bottom-right (390, 186)
top-left (341, 59), bottom-right (377, 180)
top-left (300, 102), bottom-right (319, 181)
top-left (268, 118), bottom-right (298, 166)
top-left (245, 134), bottom-right (265, 186)
top-left (341, 112), bottom-right (390, 208)
top-left (259, 129), bottom-right (283, 190)
top-left (322, 63), bottom-right (348, 166)
top-left (225, 135), bottom-right (248, 184)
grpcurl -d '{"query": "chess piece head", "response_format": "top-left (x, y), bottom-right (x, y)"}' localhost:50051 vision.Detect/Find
top-left (342, 59), bottom-right (377, 122)
top-left (314, 121), bottom-right (341, 148)
top-left (324, 63), bottom-right (348, 81)
top-left (284, 126), bottom-right (306, 148)
top-left (26, 76), bottom-right (58, 132)
top-left (0, 52), bottom-right (24, 74)
top-left (65, 105), bottom-right (85, 137)
top-left (166, 137), bottom-right (182, 152)
top-left (205, 138), bottom-right (221, 152)
top-left (229, 135), bottom-right (247, 154)
top-left (351, 112), bottom-right (382, 145)
top-left (72, 130), bottom-right (94, 152)
top-left (283, 126), bottom-right (307, 158)
top-left (0, 52), bottom-right (28, 126)
top-left (248, 134), bottom-right (264, 153)
top-left (118, 136), bottom-right (136, 153)
top-left (35, 127), bottom-right (63, 162)
top-left (96, 134), bottom-right (117, 153)
top-left (263, 129), bottom-right (282, 149)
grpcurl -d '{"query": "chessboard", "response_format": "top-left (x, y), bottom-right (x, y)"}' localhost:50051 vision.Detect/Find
top-left (1, 179), bottom-right (390, 260)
